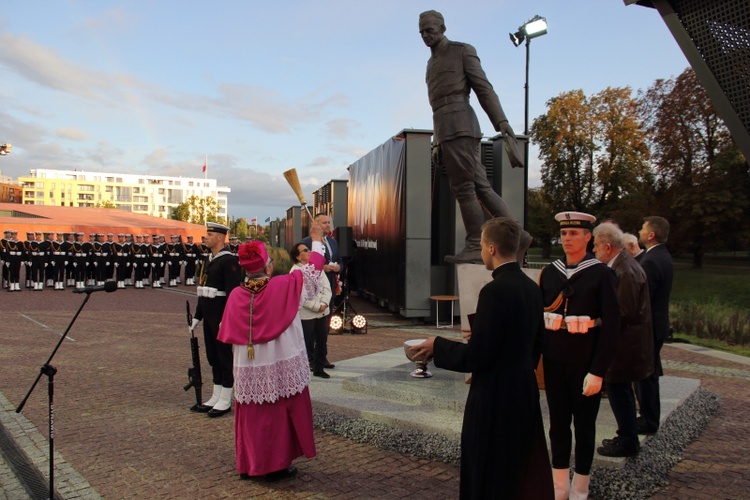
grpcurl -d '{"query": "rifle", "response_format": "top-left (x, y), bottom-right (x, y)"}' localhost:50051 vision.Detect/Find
top-left (183, 300), bottom-right (204, 412)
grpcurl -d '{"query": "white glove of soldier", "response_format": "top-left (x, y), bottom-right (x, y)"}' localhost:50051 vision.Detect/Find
top-left (190, 318), bottom-right (200, 332)
top-left (582, 373), bottom-right (603, 396)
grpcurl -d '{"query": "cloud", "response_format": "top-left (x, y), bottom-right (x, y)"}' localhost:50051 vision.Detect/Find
top-left (55, 127), bottom-right (88, 141)
top-left (0, 32), bottom-right (123, 103)
top-left (325, 118), bottom-right (360, 140)
top-left (76, 8), bottom-right (136, 34)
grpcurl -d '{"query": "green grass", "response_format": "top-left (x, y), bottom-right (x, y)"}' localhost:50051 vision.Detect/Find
top-left (672, 267), bottom-right (750, 314)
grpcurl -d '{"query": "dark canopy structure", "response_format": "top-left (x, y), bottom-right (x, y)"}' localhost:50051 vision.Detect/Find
top-left (626, 0), bottom-right (750, 161)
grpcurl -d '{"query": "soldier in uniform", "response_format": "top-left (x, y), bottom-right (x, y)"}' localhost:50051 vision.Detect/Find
top-left (166, 234), bottom-right (183, 287)
top-left (83, 233), bottom-right (95, 286)
top-left (23, 232), bottom-right (35, 288)
top-left (48, 232), bottom-right (67, 290)
top-left (69, 232), bottom-right (87, 289)
top-left (124, 234), bottom-right (135, 286)
top-left (113, 233), bottom-right (131, 289)
top-left (43, 232), bottom-right (56, 287)
top-left (182, 235), bottom-right (199, 286)
top-left (148, 234), bottom-right (164, 288)
top-left (105, 233), bottom-right (115, 281)
top-left (1, 229), bottom-right (10, 288)
top-left (91, 233), bottom-right (107, 285)
top-left (190, 222), bottom-right (242, 417)
top-left (539, 211), bottom-right (620, 500)
top-left (63, 232), bottom-right (76, 287)
top-left (131, 234), bottom-right (148, 289)
top-left (6, 230), bottom-right (24, 291)
top-left (228, 236), bottom-right (239, 256)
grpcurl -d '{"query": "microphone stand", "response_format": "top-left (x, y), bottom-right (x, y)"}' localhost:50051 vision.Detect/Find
top-left (16, 292), bottom-right (93, 500)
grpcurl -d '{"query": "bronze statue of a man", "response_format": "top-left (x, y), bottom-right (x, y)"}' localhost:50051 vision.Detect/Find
top-left (420, 10), bottom-right (531, 264)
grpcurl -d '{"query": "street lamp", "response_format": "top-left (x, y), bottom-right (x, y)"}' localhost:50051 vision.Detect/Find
top-left (509, 15), bottom-right (547, 136)
top-left (509, 15), bottom-right (547, 233)
top-left (0, 143), bottom-right (11, 156)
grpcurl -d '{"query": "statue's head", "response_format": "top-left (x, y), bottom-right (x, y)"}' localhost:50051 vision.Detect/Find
top-left (419, 10), bottom-right (446, 48)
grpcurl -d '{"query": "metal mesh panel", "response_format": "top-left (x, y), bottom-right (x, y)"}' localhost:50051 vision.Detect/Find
top-left (673, 0), bottom-right (750, 134)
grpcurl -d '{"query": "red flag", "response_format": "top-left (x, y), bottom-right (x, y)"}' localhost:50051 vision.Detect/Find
top-left (202, 162), bottom-right (206, 173)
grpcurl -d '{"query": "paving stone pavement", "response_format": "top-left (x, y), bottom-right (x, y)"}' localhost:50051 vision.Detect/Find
top-left (0, 286), bottom-right (748, 499)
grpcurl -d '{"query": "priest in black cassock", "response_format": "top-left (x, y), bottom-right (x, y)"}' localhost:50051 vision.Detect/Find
top-left (411, 217), bottom-right (553, 500)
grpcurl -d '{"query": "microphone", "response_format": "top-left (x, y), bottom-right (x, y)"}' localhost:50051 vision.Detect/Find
top-left (73, 281), bottom-right (118, 294)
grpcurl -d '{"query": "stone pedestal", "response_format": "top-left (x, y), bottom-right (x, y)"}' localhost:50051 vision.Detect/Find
top-left (455, 263), bottom-right (541, 330)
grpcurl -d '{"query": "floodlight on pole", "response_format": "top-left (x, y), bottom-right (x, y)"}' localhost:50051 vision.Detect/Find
top-left (0, 143), bottom-right (11, 156)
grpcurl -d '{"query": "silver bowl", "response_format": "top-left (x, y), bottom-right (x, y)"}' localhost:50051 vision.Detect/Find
top-left (403, 339), bottom-right (433, 378)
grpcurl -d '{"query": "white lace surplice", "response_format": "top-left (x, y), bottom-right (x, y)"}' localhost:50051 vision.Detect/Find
top-left (233, 263), bottom-right (320, 405)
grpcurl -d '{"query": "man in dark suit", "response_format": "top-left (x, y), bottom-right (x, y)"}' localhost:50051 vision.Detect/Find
top-left (419, 10), bottom-right (530, 264)
top-left (410, 217), bottom-right (552, 499)
top-left (593, 223), bottom-right (654, 457)
top-left (636, 216), bottom-right (674, 434)
top-left (302, 213), bottom-right (339, 369)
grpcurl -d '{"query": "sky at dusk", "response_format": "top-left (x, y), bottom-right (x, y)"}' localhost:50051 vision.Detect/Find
top-left (0, 1), bottom-right (689, 222)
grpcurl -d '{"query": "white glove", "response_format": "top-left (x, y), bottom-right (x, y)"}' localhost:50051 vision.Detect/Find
top-left (582, 373), bottom-right (603, 396)
top-left (190, 318), bottom-right (200, 332)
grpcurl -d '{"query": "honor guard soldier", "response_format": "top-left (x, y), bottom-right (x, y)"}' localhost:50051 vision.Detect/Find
top-left (131, 234), bottom-right (149, 288)
top-left (63, 232), bottom-right (76, 287)
top-left (6, 230), bottom-right (24, 291)
top-left (190, 222), bottom-right (242, 417)
top-left (0, 229), bottom-right (9, 289)
top-left (83, 233), bottom-right (95, 286)
top-left (23, 231), bottom-right (35, 288)
top-left (149, 234), bottom-right (163, 288)
top-left (92, 233), bottom-right (110, 285)
top-left (43, 232), bottom-right (56, 287)
top-left (70, 232), bottom-right (88, 289)
top-left (539, 212), bottom-right (620, 500)
top-left (182, 235), bottom-right (199, 285)
top-left (228, 236), bottom-right (239, 256)
top-left (124, 234), bottom-right (134, 285)
top-left (48, 232), bottom-right (67, 290)
top-left (113, 233), bottom-right (131, 288)
top-left (105, 233), bottom-right (115, 280)
top-left (166, 234), bottom-right (183, 287)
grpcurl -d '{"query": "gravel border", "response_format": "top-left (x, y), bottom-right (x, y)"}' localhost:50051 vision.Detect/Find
top-left (314, 385), bottom-right (720, 498)
top-left (590, 386), bottom-right (720, 499)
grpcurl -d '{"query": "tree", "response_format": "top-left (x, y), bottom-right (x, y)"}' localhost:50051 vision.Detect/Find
top-left (526, 187), bottom-right (558, 258)
top-left (170, 196), bottom-right (222, 225)
top-left (96, 200), bottom-right (117, 209)
top-left (531, 87), bottom-right (654, 233)
top-left (639, 68), bottom-right (745, 267)
top-left (532, 89), bottom-right (598, 212)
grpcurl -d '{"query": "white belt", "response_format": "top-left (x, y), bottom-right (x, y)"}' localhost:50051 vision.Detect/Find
top-left (196, 286), bottom-right (226, 298)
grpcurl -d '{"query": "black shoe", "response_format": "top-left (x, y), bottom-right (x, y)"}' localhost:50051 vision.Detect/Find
top-left (264, 466), bottom-right (297, 482)
top-left (323, 361), bottom-right (335, 369)
top-left (597, 440), bottom-right (639, 457)
top-left (636, 417), bottom-right (657, 435)
top-left (313, 371), bottom-right (330, 379)
top-left (207, 407), bottom-right (231, 418)
top-left (190, 404), bottom-right (212, 413)
top-left (601, 436), bottom-right (621, 447)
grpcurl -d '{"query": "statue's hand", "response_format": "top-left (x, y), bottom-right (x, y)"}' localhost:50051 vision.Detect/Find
top-left (498, 121), bottom-right (517, 143)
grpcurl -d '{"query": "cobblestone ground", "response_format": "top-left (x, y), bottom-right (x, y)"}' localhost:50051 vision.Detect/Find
top-left (0, 286), bottom-right (748, 499)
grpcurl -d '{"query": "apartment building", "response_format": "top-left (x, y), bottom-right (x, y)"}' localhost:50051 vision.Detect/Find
top-left (19, 169), bottom-right (230, 219)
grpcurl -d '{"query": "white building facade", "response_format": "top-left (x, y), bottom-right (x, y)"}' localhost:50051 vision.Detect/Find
top-left (19, 169), bottom-right (230, 220)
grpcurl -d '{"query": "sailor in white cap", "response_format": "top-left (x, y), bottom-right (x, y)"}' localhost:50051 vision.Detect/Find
top-left (538, 211), bottom-right (620, 500)
top-left (189, 222), bottom-right (242, 416)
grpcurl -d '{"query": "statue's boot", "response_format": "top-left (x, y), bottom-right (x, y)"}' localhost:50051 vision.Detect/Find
top-left (445, 201), bottom-right (484, 264)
